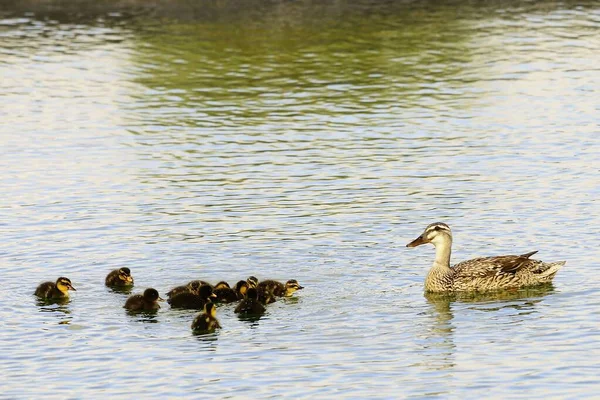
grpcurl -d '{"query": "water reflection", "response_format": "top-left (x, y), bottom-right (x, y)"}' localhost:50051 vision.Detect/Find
top-left (420, 285), bottom-right (557, 371)
top-left (125, 309), bottom-right (159, 323)
top-left (107, 286), bottom-right (135, 296)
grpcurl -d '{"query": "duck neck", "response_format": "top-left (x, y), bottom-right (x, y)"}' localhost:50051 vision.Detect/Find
top-left (432, 237), bottom-right (452, 269)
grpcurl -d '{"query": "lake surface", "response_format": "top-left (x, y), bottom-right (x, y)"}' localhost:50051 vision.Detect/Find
top-left (1, 0), bottom-right (599, 398)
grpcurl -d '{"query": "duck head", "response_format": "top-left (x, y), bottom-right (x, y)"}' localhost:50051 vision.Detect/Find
top-left (284, 279), bottom-right (304, 296)
top-left (246, 276), bottom-right (259, 289)
top-left (198, 284), bottom-right (217, 300)
top-left (143, 288), bottom-right (163, 302)
top-left (56, 277), bottom-right (76, 293)
top-left (407, 222), bottom-right (452, 248)
top-left (119, 268), bottom-right (134, 284)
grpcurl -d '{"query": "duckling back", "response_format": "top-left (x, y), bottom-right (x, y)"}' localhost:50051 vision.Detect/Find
top-left (124, 288), bottom-right (161, 311)
top-left (169, 284), bottom-right (215, 309)
top-left (34, 281), bottom-right (59, 298)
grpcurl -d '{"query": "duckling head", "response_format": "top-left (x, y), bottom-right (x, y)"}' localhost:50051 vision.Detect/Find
top-left (214, 281), bottom-right (230, 290)
top-left (119, 268), bottom-right (134, 284)
top-left (284, 279), bottom-right (304, 296)
top-left (407, 222), bottom-right (452, 248)
top-left (143, 288), bottom-right (163, 303)
top-left (204, 302), bottom-right (217, 319)
top-left (198, 284), bottom-right (217, 300)
top-left (56, 277), bottom-right (76, 293)
top-left (246, 276), bottom-right (258, 289)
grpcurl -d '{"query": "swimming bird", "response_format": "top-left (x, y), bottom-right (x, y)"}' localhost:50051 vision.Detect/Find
top-left (168, 284), bottom-right (216, 309)
top-left (213, 280), bottom-right (247, 303)
top-left (234, 288), bottom-right (266, 315)
top-left (34, 277), bottom-right (76, 300)
top-left (124, 288), bottom-right (163, 311)
top-left (191, 302), bottom-right (221, 333)
top-left (406, 222), bottom-right (565, 293)
top-left (257, 279), bottom-right (304, 304)
top-left (166, 280), bottom-right (211, 299)
top-left (105, 268), bottom-right (134, 287)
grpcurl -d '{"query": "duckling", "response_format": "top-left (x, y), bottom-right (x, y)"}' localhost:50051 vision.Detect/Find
top-left (234, 288), bottom-right (265, 315)
top-left (167, 280), bottom-right (211, 298)
top-left (105, 268), bottom-right (134, 287)
top-left (191, 302), bottom-right (221, 333)
top-left (213, 281), bottom-right (239, 303)
top-left (168, 284), bottom-right (216, 309)
top-left (246, 276), bottom-right (259, 289)
top-left (124, 288), bottom-right (163, 311)
top-left (35, 277), bottom-right (76, 300)
top-left (257, 279), bottom-right (304, 304)
top-left (406, 222), bottom-right (566, 292)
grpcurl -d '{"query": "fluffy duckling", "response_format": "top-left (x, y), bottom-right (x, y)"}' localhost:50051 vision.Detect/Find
top-left (167, 280), bottom-right (211, 299)
top-left (234, 288), bottom-right (265, 315)
top-left (105, 268), bottom-right (134, 287)
top-left (247, 276), bottom-right (259, 289)
top-left (257, 279), bottom-right (304, 304)
top-left (214, 280), bottom-right (248, 303)
top-left (191, 302), bottom-right (221, 333)
top-left (124, 288), bottom-right (163, 311)
top-left (168, 284), bottom-right (216, 309)
top-left (35, 277), bottom-right (76, 300)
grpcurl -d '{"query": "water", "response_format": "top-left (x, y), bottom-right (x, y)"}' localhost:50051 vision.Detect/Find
top-left (1, 0), bottom-right (599, 397)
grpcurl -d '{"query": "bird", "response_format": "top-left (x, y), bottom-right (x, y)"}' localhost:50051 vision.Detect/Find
top-left (257, 279), bottom-right (304, 304)
top-left (234, 288), bottom-right (266, 315)
top-left (166, 280), bottom-right (211, 299)
top-left (168, 284), bottom-right (216, 309)
top-left (105, 268), bottom-right (134, 287)
top-left (124, 288), bottom-right (163, 311)
top-left (213, 280), bottom-right (247, 303)
top-left (191, 302), bottom-right (221, 333)
top-left (34, 277), bottom-right (76, 300)
top-left (406, 222), bottom-right (566, 293)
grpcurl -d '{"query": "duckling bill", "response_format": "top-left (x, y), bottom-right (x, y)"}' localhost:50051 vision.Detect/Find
top-left (191, 302), bottom-right (221, 333)
top-left (124, 288), bottom-right (163, 311)
top-left (105, 268), bottom-right (134, 287)
top-left (35, 277), bottom-right (76, 300)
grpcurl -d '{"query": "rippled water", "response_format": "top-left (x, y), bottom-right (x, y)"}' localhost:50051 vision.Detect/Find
top-left (1, 0), bottom-right (599, 397)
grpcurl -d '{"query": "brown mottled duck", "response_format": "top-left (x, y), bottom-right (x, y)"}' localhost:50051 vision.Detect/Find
top-left (407, 222), bottom-right (565, 293)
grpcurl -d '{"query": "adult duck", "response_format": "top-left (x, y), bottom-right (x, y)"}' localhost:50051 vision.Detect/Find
top-left (407, 222), bottom-right (565, 293)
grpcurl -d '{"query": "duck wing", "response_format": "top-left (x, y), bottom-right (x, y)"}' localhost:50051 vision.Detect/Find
top-left (453, 251), bottom-right (539, 278)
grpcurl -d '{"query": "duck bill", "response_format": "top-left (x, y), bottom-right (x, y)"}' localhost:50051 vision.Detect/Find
top-left (68, 284), bottom-right (77, 291)
top-left (158, 296), bottom-right (165, 302)
top-left (296, 286), bottom-right (304, 290)
top-left (406, 235), bottom-right (427, 248)
top-left (126, 276), bottom-right (134, 283)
